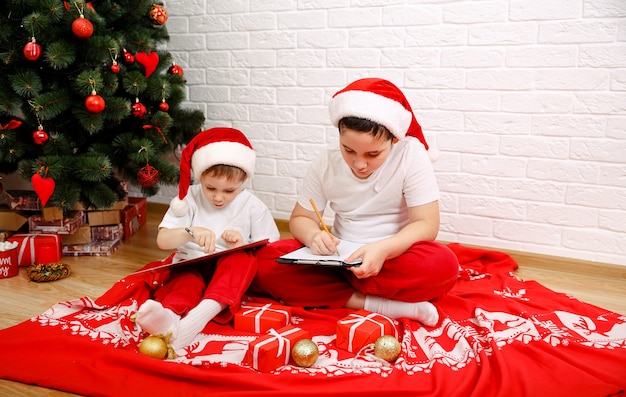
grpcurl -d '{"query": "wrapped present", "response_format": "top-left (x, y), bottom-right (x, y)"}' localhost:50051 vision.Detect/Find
top-left (8, 233), bottom-right (62, 266)
top-left (0, 241), bottom-right (19, 278)
top-left (0, 206), bottom-right (27, 232)
top-left (336, 310), bottom-right (398, 353)
top-left (28, 211), bottom-right (85, 234)
top-left (234, 302), bottom-right (292, 334)
top-left (91, 223), bottom-right (123, 241)
top-left (121, 197), bottom-right (147, 240)
top-left (87, 210), bottom-right (121, 226)
top-left (243, 325), bottom-right (310, 372)
top-left (3, 190), bottom-right (41, 211)
top-left (62, 238), bottom-right (121, 256)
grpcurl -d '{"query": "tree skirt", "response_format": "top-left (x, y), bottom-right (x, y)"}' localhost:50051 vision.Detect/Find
top-left (0, 243), bottom-right (624, 397)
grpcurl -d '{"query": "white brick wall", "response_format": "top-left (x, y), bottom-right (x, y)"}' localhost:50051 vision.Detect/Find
top-left (153, 0), bottom-right (626, 266)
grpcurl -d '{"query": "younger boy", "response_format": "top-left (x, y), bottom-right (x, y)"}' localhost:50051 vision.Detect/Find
top-left (135, 127), bottom-right (280, 350)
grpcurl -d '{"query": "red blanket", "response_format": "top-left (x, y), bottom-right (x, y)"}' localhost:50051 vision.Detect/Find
top-left (1, 244), bottom-right (625, 397)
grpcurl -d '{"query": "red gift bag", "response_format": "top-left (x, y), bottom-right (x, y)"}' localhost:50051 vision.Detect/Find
top-left (8, 233), bottom-right (62, 266)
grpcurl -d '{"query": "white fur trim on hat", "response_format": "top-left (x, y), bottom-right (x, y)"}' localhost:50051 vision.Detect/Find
top-left (191, 140), bottom-right (256, 181)
top-left (329, 90), bottom-right (413, 140)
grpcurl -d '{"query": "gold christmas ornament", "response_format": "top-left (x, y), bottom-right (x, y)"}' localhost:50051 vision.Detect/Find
top-left (291, 339), bottom-right (319, 367)
top-left (139, 335), bottom-right (175, 359)
top-left (373, 335), bottom-right (401, 363)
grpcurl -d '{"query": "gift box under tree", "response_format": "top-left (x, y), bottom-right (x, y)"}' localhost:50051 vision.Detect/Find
top-left (7, 233), bottom-right (62, 266)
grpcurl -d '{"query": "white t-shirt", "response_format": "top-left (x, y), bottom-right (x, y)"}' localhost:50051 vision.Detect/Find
top-left (297, 137), bottom-right (439, 243)
top-left (160, 184), bottom-right (280, 258)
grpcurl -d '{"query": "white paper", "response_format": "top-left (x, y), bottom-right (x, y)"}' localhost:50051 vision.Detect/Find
top-left (279, 240), bottom-right (364, 264)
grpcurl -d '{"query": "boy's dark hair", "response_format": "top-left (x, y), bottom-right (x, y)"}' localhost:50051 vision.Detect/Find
top-left (338, 117), bottom-right (394, 141)
top-left (202, 164), bottom-right (247, 182)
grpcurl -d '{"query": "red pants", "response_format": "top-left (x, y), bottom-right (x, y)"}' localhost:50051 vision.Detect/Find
top-left (152, 250), bottom-right (257, 323)
top-left (252, 239), bottom-right (459, 308)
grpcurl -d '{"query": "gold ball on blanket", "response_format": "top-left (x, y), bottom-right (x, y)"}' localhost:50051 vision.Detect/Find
top-left (291, 339), bottom-right (319, 367)
top-left (139, 335), bottom-right (168, 359)
top-left (374, 335), bottom-right (401, 362)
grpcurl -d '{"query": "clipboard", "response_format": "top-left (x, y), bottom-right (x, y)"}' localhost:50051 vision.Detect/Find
top-left (132, 239), bottom-right (269, 275)
top-left (276, 240), bottom-right (363, 268)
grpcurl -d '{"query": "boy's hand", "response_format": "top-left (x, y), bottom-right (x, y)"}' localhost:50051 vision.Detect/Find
top-left (221, 230), bottom-right (244, 249)
top-left (190, 227), bottom-right (217, 253)
top-left (346, 242), bottom-right (385, 279)
top-left (308, 230), bottom-right (340, 256)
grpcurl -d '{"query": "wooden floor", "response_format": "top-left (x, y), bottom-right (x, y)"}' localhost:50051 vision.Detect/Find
top-left (1, 202), bottom-right (625, 396)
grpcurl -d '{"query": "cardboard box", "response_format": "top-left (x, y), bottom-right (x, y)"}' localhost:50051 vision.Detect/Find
top-left (61, 225), bottom-right (92, 245)
top-left (72, 199), bottom-right (128, 212)
top-left (243, 326), bottom-right (310, 372)
top-left (335, 310), bottom-right (398, 353)
top-left (8, 233), bottom-right (63, 266)
top-left (0, 206), bottom-right (28, 231)
top-left (28, 211), bottom-right (85, 234)
top-left (62, 238), bottom-right (121, 256)
top-left (42, 207), bottom-right (64, 221)
top-left (87, 210), bottom-right (121, 226)
top-left (234, 303), bottom-right (292, 334)
top-left (121, 197), bottom-right (147, 240)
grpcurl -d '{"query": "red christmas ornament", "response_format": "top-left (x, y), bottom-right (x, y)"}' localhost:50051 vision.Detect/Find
top-left (33, 126), bottom-right (49, 145)
top-left (168, 63), bottom-right (184, 76)
top-left (123, 50), bottom-right (135, 64)
top-left (23, 37), bottom-right (42, 61)
top-left (110, 61), bottom-right (120, 74)
top-left (149, 4), bottom-right (168, 25)
top-left (137, 164), bottom-right (160, 188)
top-left (31, 171), bottom-right (55, 207)
top-left (85, 90), bottom-right (106, 113)
top-left (158, 100), bottom-right (169, 112)
top-left (132, 99), bottom-right (147, 118)
top-left (72, 15), bottom-right (94, 39)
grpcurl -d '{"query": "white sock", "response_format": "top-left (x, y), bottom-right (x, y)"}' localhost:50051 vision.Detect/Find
top-left (135, 299), bottom-right (180, 336)
top-left (171, 299), bottom-right (227, 350)
top-left (363, 295), bottom-right (439, 327)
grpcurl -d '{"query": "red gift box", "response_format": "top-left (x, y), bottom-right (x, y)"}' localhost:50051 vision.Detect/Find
top-left (8, 233), bottom-right (62, 266)
top-left (234, 302), bottom-right (292, 334)
top-left (121, 197), bottom-right (147, 240)
top-left (243, 325), bottom-right (310, 372)
top-left (336, 310), bottom-right (398, 353)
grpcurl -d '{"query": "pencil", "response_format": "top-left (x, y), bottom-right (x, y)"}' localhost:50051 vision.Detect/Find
top-left (309, 198), bottom-right (340, 257)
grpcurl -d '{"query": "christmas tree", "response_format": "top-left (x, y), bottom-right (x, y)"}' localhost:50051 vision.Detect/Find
top-left (0, 0), bottom-right (205, 211)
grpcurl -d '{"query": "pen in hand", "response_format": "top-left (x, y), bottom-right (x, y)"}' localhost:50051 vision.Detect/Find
top-left (309, 199), bottom-right (341, 257)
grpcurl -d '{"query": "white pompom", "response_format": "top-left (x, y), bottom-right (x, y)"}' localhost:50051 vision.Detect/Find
top-left (169, 197), bottom-right (188, 217)
top-left (427, 148), bottom-right (440, 163)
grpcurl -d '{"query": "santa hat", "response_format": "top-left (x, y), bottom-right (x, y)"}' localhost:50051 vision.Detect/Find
top-left (329, 78), bottom-right (439, 161)
top-left (170, 127), bottom-right (256, 216)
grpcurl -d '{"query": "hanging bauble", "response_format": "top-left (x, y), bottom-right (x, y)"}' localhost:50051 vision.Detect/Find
top-left (168, 62), bottom-right (184, 76)
top-left (23, 37), bottom-right (42, 61)
top-left (158, 100), bottom-right (169, 112)
top-left (135, 51), bottom-right (159, 77)
top-left (72, 15), bottom-right (94, 39)
top-left (110, 61), bottom-right (120, 74)
top-left (85, 90), bottom-right (106, 113)
top-left (132, 99), bottom-right (147, 118)
top-left (149, 4), bottom-right (168, 25)
top-left (33, 126), bottom-right (49, 145)
top-left (31, 171), bottom-right (55, 207)
top-left (137, 164), bottom-right (160, 188)
top-left (123, 49), bottom-right (135, 64)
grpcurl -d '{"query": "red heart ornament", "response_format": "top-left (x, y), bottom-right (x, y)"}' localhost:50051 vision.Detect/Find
top-left (135, 51), bottom-right (159, 77)
top-left (31, 173), bottom-right (55, 207)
